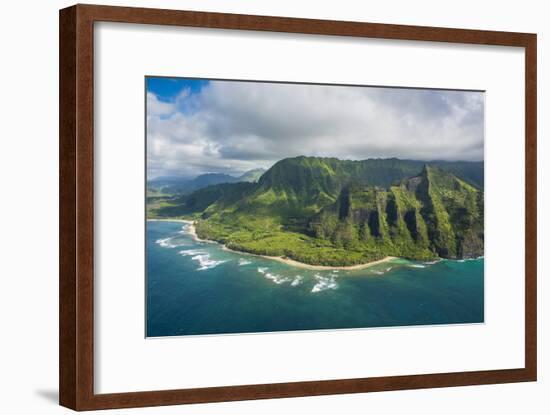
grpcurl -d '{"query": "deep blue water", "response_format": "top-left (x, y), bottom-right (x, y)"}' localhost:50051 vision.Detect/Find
top-left (146, 221), bottom-right (484, 337)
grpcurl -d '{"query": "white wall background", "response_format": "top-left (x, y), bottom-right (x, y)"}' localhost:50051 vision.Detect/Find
top-left (0, 0), bottom-right (546, 414)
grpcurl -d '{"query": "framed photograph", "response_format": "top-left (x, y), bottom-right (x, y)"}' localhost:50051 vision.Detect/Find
top-left (59, 4), bottom-right (537, 411)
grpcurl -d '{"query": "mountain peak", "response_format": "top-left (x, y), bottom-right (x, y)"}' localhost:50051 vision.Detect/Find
top-left (238, 168), bottom-right (266, 183)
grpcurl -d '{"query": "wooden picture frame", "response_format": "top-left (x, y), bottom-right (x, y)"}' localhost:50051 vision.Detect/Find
top-left (59, 4), bottom-right (537, 411)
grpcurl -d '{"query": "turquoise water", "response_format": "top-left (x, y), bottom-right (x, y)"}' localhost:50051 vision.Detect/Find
top-left (146, 221), bottom-right (484, 337)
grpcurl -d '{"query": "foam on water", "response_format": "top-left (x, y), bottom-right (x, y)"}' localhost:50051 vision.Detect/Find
top-left (256, 267), bottom-right (302, 286)
top-left (454, 257), bottom-right (482, 263)
top-left (178, 249), bottom-right (226, 270)
top-left (409, 264), bottom-right (426, 268)
top-left (156, 238), bottom-right (172, 248)
top-left (156, 237), bottom-right (187, 248)
top-left (192, 253), bottom-right (227, 271)
top-left (291, 275), bottom-right (303, 286)
top-left (239, 258), bottom-right (252, 266)
top-left (179, 249), bottom-right (207, 256)
top-left (311, 273), bottom-right (338, 293)
top-left (263, 272), bottom-right (291, 284)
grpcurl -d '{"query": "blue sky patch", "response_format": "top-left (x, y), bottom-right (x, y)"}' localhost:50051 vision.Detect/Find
top-left (146, 77), bottom-right (209, 102)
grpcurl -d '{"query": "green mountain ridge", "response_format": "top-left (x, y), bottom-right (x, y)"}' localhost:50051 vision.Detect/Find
top-left (309, 165), bottom-right (483, 260)
top-left (239, 168), bottom-right (267, 183)
top-left (148, 168), bottom-right (266, 195)
top-left (149, 156), bottom-right (484, 266)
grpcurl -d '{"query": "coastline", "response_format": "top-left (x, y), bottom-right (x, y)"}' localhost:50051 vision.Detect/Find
top-left (148, 218), bottom-right (191, 223)
top-left (147, 218), bottom-right (209, 243)
top-left (224, 246), bottom-right (397, 271)
top-left (272, 255), bottom-right (397, 271)
top-left (148, 218), bottom-right (397, 270)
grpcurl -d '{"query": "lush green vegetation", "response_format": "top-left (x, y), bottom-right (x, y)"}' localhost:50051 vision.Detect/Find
top-left (149, 156), bottom-right (484, 266)
top-left (309, 165), bottom-right (483, 262)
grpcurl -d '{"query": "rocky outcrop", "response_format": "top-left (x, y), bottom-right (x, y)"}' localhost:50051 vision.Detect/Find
top-left (309, 165), bottom-right (484, 260)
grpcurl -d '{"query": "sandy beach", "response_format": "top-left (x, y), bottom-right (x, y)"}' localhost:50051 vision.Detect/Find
top-left (261, 255), bottom-right (397, 271)
top-left (223, 245), bottom-right (396, 270)
top-left (147, 218), bottom-right (210, 243)
top-left (148, 218), bottom-right (397, 271)
top-left (220, 243), bottom-right (397, 270)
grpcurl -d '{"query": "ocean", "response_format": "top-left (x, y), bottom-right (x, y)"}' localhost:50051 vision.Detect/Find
top-left (146, 220), bottom-right (484, 337)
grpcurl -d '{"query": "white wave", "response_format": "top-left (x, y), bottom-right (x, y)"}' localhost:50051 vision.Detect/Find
top-left (311, 273), bottom-right (338, 293)
top-left (409, 264), bottom-right (426, 268)
top-left (178, 249), bottom-right (226, 270)
top-left (179, 249), bottom-right (207, 256)
top-left (423, 260), bottom-right (439, 265)
top-left (385, 266), bottom-right (393, 272)
top-left (156, 237), bottom-right (187, 248)
top-left (156, 237), bottom-right (173, 248)
top-left (191, 253), bottom-right (227, 271)
top-left (256, 266), bottom-right (293, 285)
top-left (455, 257), bottom-right (483, 262)
top-left (291, 275), bottom-right (303, 286)
top-left (371, 270), bottom-right (384, 275)
top-left (263, 272), bottom-right (290, 284)
top-left (238, 258), bottom-right (252, 266)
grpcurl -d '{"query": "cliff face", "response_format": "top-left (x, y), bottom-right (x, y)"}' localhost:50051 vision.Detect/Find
top-left (152, 157), bottom-right (484, 265)
top-left (309, 166), bottom-right (484, 260)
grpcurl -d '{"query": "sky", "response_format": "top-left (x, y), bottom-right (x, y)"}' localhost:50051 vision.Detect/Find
top-left (146, 77), bottom-right (484, 179)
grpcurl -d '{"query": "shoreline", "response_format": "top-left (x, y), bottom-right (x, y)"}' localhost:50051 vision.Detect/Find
top-left (147, 218), bottom-right (211, 243)
top-left (148, 219), bottom-right (398, 270)
top-left (223, 246), bottom-right (397, 271)
top-left (146, 219), bottom-right (486, 269)
top-left (148, 218), bottom-right (191, 223)
top-left (271, 255), bottom-right (397, 271)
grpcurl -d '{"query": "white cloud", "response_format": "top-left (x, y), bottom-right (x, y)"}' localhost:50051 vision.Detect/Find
top-left (146, 81), bottom-right (484, 178)
top-left (146, 92), bottom-right (175, 117)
